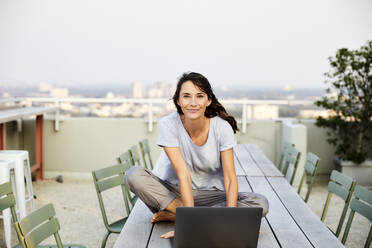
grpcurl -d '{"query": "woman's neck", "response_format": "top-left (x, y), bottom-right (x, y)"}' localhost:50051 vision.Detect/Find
top-left (180, 114), bottom-right (209, 138)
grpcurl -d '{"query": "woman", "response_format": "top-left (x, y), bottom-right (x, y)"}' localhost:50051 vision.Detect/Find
top-left (125, 72), bottom-right (269, 239)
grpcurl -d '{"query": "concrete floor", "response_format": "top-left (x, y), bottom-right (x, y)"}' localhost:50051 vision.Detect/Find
top-left (1, 177), bottom-right (370, 248)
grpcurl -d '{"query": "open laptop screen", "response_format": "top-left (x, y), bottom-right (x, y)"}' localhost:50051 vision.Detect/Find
top-left (174, 207), bottom-right (262, 248)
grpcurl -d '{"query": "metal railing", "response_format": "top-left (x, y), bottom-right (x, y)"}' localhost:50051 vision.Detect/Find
top-left (11, 97), bottom-right (314, 133)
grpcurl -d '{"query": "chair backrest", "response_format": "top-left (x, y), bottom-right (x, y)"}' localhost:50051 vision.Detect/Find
top-left (278, 142), bottom-right (293, 171)
top-left (303, 152), bottom-right (320, 175)
top-left (282, 146), bottom-right (301, 185)
top-left (92, 163), bottom-right (133, 230)
top-left (321, 170), bottom-right (356, 237)
top-left (342, 185), bottom-right (372, 247)
top-left (139, 139), bottom-right (153, 170)
top-left (297, 152), bottom-right (320, 202)
top-left (117, 150), bottom-right (133, 166)
top-left (15, 203), bottom-right (64, 248)
top-left (0, 182), bottom-right (18, 222)
top-left (129, 145), bottom-right (141, 165)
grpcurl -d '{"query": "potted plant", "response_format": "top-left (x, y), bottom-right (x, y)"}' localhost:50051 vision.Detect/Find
top-left (314, 40), bottom-right (372, 186)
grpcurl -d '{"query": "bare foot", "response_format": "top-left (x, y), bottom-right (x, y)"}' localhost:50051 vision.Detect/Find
top-left (151, 211), bottom-right (176, 223)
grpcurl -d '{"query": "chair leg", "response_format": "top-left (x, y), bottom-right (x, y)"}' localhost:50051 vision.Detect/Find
top-left (297, 172), bottom-right (305, 195)
top-left (321, 192), bottom-right (332, 222)
top-left (341, 210), bottom-right (355, 244)
top-left (101, 231), bottom-right (111, 248)
top-left (304, 174), bottom-right (315, 203)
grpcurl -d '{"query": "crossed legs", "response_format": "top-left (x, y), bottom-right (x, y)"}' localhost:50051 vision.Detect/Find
top-left (125, 166), bottom-right (269, 223)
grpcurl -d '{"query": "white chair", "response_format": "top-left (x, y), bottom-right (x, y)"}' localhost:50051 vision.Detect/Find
top-left (0, 150), bottom-right (35, 215)
top-left (0, 159), bottom-right (16, 248)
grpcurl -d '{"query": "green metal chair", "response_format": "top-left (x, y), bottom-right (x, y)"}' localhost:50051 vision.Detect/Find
top-left (129, 145), bottom-right (141, 166)
top-left (1, 182), bottom-right (85, 248)
top-left (15, 203), bottom-right (85, 248)
top-left (281, 146), bottom-right (301, 185)
top-left (321, 170), bottom-right (356, 237)
top-left (139, 139), bottom-right (154, 170)
top-left (297, 152), bottom-right (320, 202)
top-left (92, 163), bottom-right (134, 248)
top-left (278, 141), bottom-right (294, 171)
top-left (341, 185), bottom-right (372, 248)
top-left (117, 150), bottom-right (133, 165)
top-left (0, 182), bottom-right (21, 246)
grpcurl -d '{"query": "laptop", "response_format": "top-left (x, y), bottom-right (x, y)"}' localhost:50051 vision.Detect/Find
top-left (173, 207), bottom-right (262, 248)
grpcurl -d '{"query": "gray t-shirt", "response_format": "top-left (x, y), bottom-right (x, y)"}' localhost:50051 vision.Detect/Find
top-left (157, 112), bottom-right (237, 191)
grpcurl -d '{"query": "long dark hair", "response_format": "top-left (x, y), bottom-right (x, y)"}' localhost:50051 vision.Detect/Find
top-left (173, 72), bottom-right (239, 133)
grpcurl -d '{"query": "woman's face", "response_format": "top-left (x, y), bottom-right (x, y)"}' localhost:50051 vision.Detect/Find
top-left (177, 80), bottom-right (211, 120)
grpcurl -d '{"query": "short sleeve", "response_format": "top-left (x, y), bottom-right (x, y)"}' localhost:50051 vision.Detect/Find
top-left (218, 119), bottom-right (237, 151)
top-left (157, 117), bottom-right (179, 147)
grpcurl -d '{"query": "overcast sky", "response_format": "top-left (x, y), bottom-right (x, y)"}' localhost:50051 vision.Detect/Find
top-left (0, 0), bottom-right (371, 89)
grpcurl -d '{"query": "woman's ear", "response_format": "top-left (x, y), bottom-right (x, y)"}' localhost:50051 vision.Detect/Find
top-left (207, 99), bottom-right (212, 107)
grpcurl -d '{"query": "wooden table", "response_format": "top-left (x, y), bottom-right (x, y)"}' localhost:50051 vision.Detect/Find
top-left (114, 144), bottom-right (344, 248)
top-left (0, 106), bottom-right (57, 180)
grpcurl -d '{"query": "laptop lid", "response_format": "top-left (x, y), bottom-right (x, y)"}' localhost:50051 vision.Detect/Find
top-left (174, 207), bottom-right (262, 248)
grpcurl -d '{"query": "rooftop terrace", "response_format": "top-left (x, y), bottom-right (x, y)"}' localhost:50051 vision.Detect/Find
top-left (0, 100), bottom-right (370, 247)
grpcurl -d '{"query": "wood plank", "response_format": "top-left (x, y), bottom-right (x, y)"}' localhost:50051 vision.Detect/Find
top-left (247, 176), bottom-right (313, 248)
top-left (267, 177), bottom-right (344, 248)
top-left (234, 149), bottom-right (246, 176)
top-left (113, 200), bottom-right (153, 248)
top-left (234, 144), bottom-right (264, 176)
top-left (238, 176), bottom-right (280, 248)
top-left (148, 222), bottom-right (174, 248)
top-left (244, 144), bottom-right (282, 177)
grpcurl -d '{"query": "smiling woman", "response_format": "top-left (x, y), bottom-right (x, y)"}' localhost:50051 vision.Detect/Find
top-left (124, 72), bottom-right (269, 239)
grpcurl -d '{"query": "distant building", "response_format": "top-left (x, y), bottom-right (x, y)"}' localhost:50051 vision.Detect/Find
top-left (132, 81), bottom-right (144, 98)
top-left (51, 88), bottom-right (69, 98)
top-left (148, 81), bottom-right (165, 98)
top-left (299, 110), bottom-right (332, 119)
top-left (39, 82), bottom-right (52, 92)
top-left (248, 105), bottom-right (279, 120)
top-left (106, 92), bottom-right (115, 99)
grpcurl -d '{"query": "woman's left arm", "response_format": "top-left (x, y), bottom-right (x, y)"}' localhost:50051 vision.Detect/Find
top-left (221, 148), bottom-right (238, 207)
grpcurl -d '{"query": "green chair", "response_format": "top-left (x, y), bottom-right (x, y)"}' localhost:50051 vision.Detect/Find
top-left (281, 146), bottom-right (301, 185)
top-left (139, 139), bottom-right (154, 170)
top-left (0, 182), bottom-right (20, 246)
top-left (321, 170), bottom-right (356, 237)
top-left (0, 182), bottom-right (85, 248)
top-left (129, 145), bottom-right (141, 166)
top-left (15, 204), bottom-right (85, 248)
top-left (92, 163), bottom-right (134, 248)
top-left (278, 142), bottom-right (294, 171)
top-left (341, 185), bottom-right (372, 248)
top-left (117, 150), bottom-right (133, 165)
top-left (297, 152), bottom-right (320, 202)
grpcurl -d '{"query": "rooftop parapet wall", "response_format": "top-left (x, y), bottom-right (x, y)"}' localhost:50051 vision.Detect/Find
top-left (5, 118), bottom-right (335, 177)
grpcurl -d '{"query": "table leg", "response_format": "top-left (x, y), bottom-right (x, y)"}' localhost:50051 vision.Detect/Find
top-left (35, 115), bottom-right (44, 180)
top-left (0, 123), bottom-right (6, 150)
top-left (13, 159), bottom-right (27, 218)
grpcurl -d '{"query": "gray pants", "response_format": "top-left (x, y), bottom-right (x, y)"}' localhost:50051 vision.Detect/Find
top-left (125, 166), bottom-right (269, 217)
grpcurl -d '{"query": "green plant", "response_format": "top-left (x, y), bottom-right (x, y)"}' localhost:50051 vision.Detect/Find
top-left (315, 40), bottom-right (372, 164)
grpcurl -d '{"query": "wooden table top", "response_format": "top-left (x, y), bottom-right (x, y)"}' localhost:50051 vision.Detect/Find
top-left (114, 144), bottom-right (344, 248)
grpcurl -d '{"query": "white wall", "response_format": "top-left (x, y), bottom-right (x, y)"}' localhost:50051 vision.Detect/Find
top-left (281, 120), bottom-right (307, 186)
